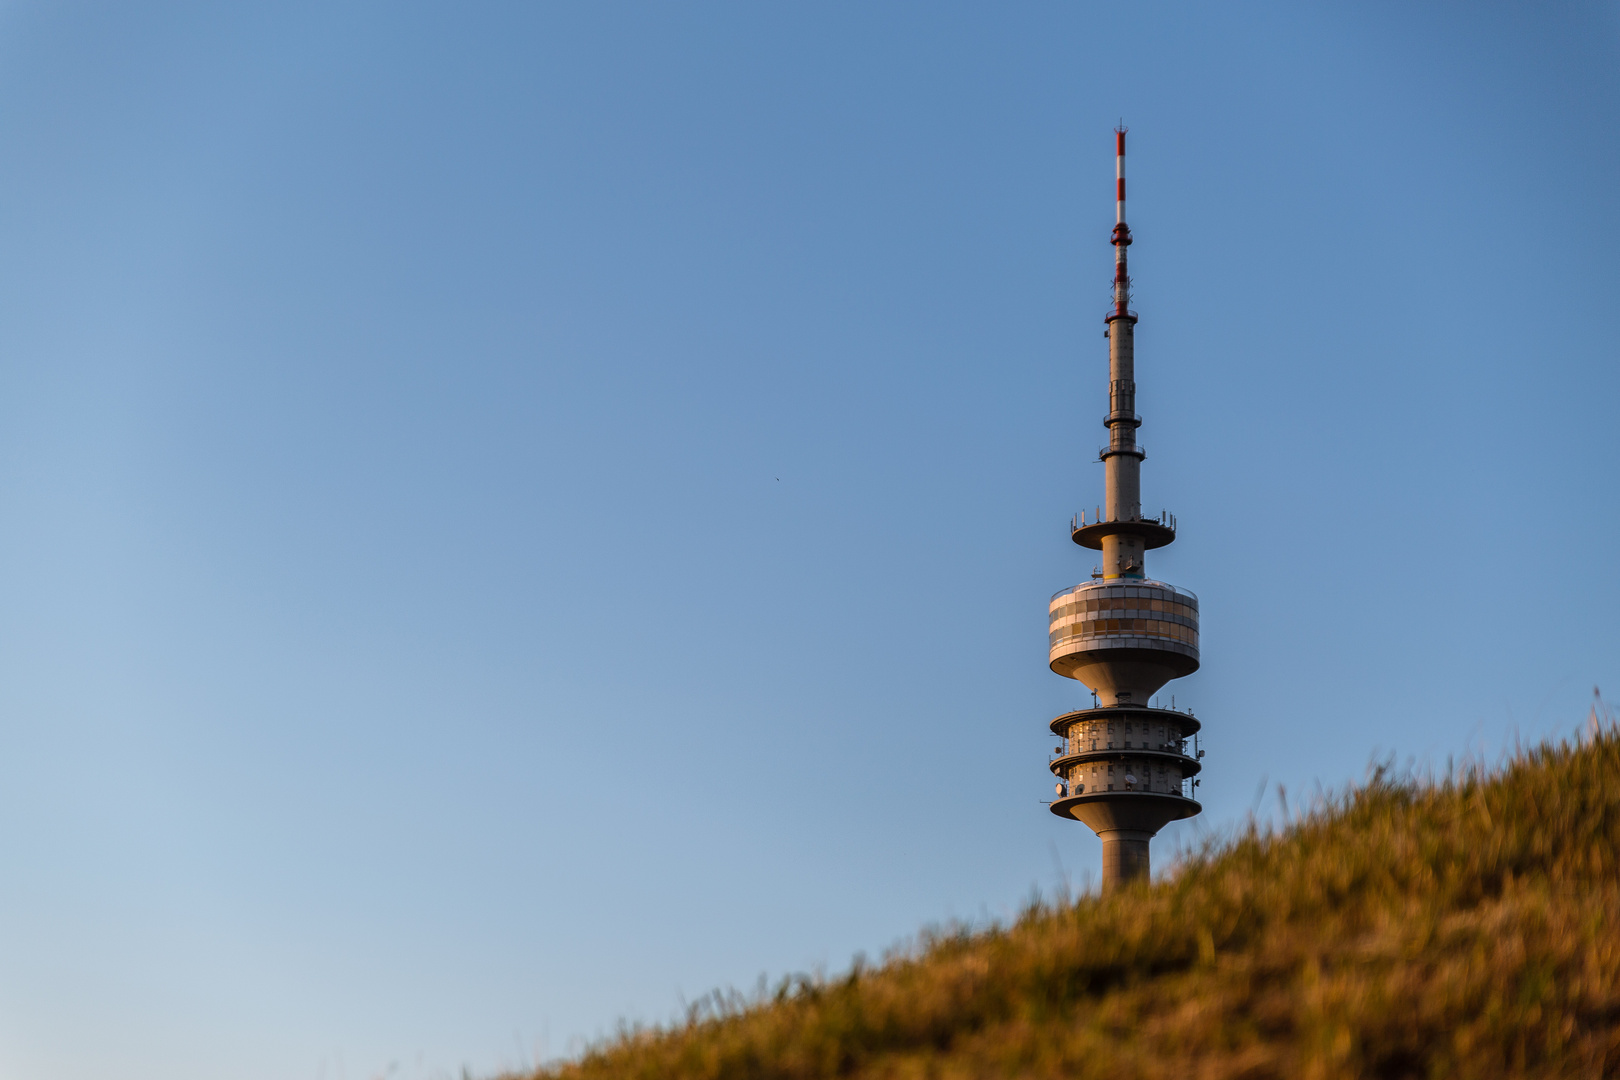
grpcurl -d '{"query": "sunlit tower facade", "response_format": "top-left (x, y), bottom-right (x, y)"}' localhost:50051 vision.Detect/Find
top-left (1046, 129), bottom-right (1204, 890)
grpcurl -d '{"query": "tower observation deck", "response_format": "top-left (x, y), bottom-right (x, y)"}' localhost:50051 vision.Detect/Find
top-left (1046, 128), bottom-right (1204, 890)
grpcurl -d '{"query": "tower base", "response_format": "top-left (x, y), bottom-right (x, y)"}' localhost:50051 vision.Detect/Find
top-left (1100, 830), bottom-right (1152, 891)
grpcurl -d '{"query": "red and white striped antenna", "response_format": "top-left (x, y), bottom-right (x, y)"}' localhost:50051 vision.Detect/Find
top-left (1111, 125), bottom-right (1132, 316)
top-left (1115, 125), bottom-right (1127, 225)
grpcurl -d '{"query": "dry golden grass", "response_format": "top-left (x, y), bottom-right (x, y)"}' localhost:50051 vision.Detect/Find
top-left (517, 718), bottom-right (1620, 1079)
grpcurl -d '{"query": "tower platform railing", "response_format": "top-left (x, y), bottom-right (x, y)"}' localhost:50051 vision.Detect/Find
top-left (1072, 509), bottom-right (1177, 530)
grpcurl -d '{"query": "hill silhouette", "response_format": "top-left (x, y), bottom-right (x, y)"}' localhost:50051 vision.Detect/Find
top-left (514, 712), bottom-right (1620, 1079)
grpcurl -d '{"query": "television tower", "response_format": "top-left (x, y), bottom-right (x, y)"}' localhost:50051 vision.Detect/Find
top-left (1046, 128), bottom-right (1203, 890)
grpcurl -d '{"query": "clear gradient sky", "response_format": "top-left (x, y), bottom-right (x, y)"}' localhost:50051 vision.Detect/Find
top-left (0, 4), bottom-right (1614, 1078)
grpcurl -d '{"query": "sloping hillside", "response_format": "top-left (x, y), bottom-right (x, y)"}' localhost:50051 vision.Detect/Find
top-left (519, 719), bottom-right (1620, 1079)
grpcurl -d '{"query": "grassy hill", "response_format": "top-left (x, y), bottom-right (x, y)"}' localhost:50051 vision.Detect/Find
top-left (516, 718), bottom-right (1620, 1079)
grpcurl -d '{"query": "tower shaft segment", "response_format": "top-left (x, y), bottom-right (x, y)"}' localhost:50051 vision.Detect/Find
top-left (1045, 128), bottom-right (1206, 891)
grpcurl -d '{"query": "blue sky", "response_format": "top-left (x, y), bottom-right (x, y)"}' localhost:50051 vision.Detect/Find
top-left (0, 3), bottom-right (1614, 1078)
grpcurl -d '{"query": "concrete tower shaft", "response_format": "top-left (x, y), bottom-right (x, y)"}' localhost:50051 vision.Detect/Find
top-left (1103, 315), bottom-right (1143, 578)
top-left (1044, 127), bottom-right (1206, 892)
